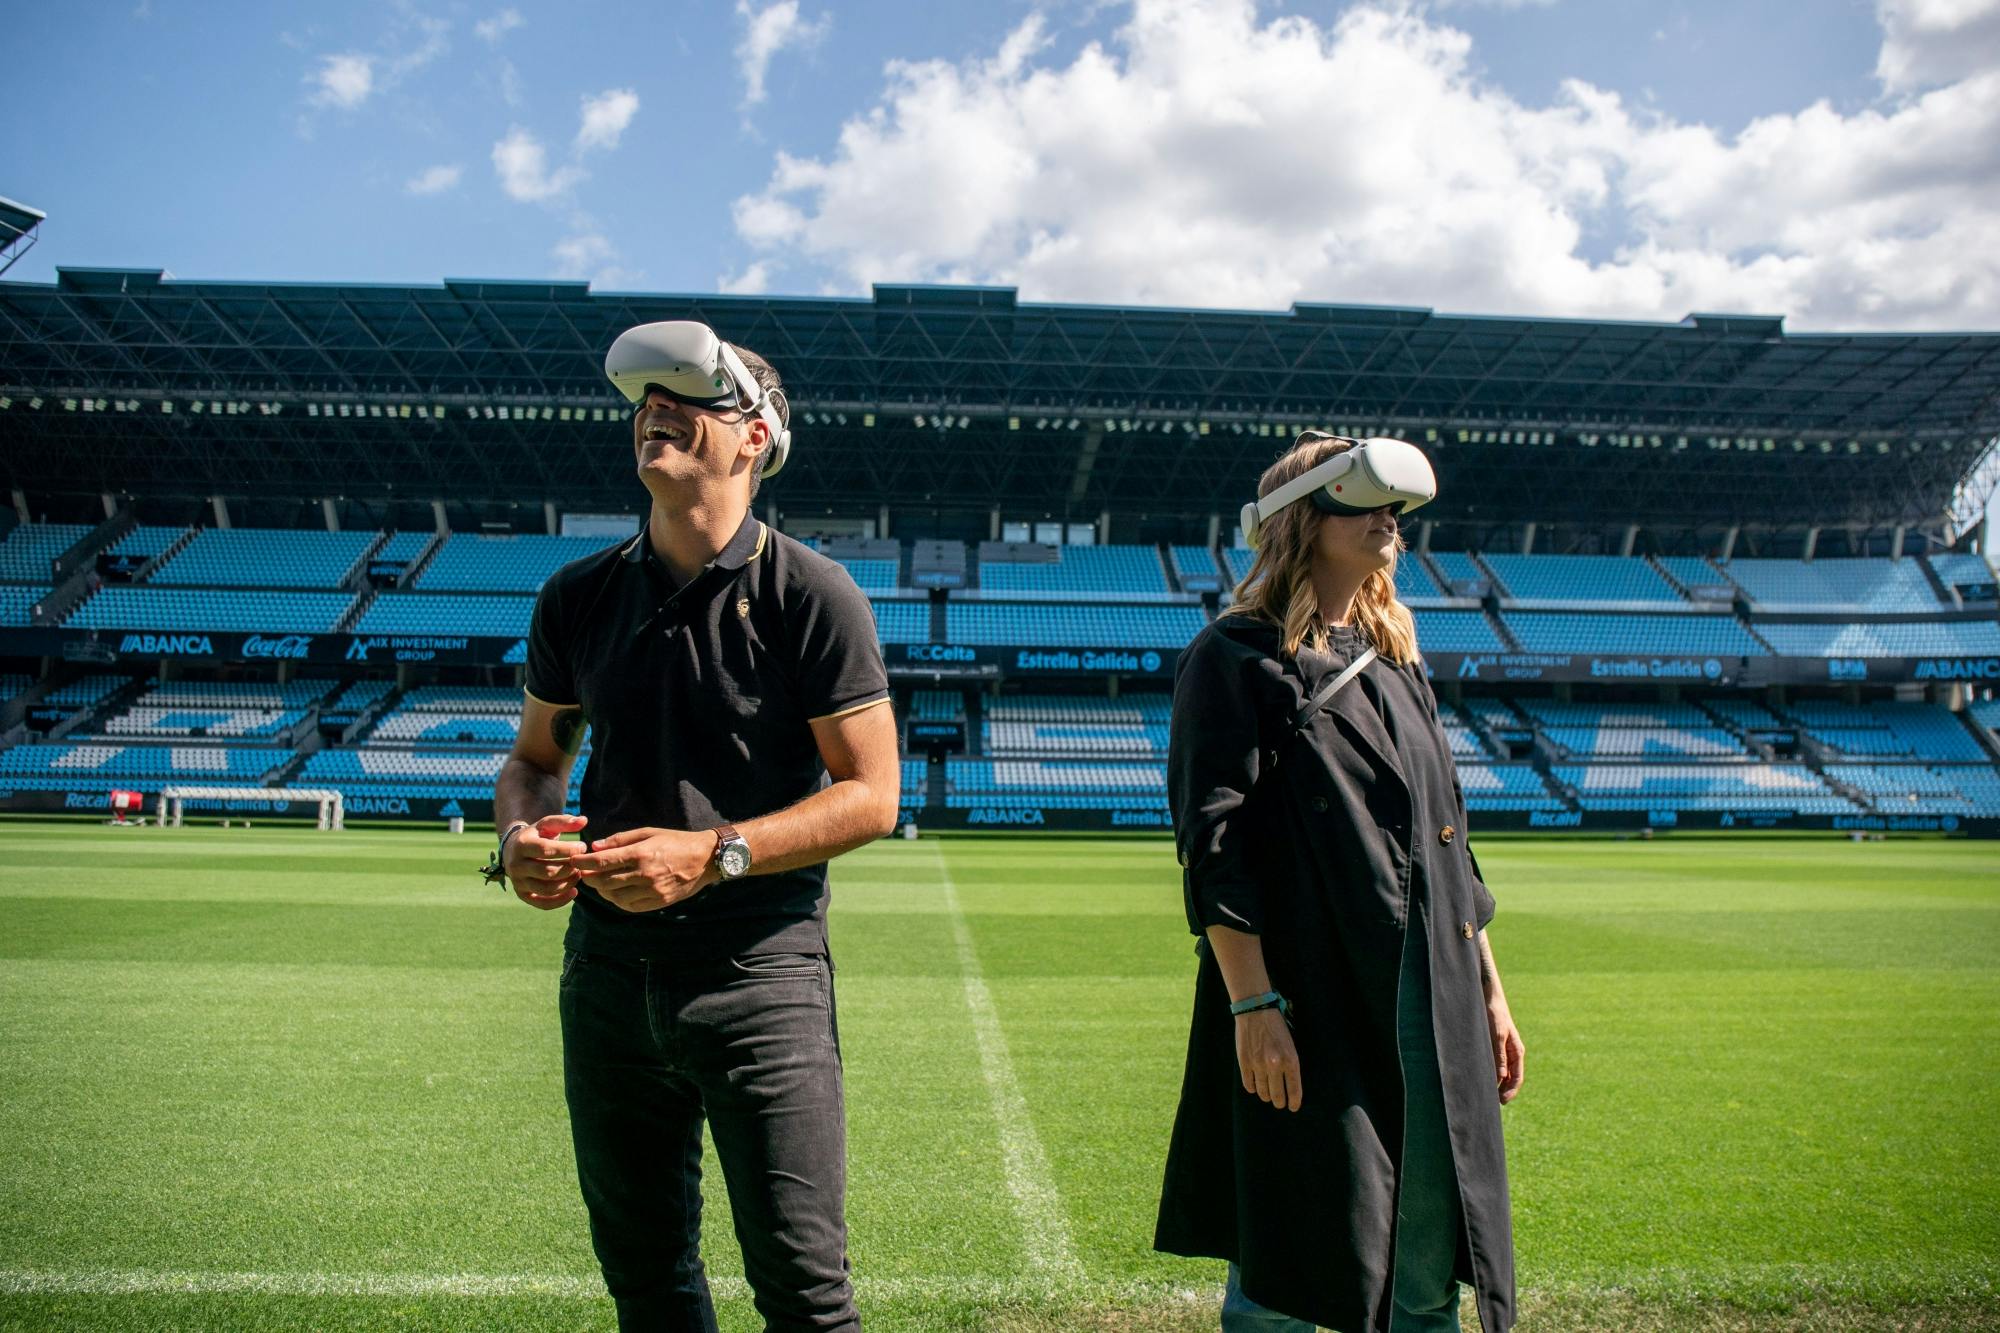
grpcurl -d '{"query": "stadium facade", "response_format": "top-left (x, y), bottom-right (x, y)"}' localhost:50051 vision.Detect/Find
top-left (2, 271), bottom-right (1999, 834)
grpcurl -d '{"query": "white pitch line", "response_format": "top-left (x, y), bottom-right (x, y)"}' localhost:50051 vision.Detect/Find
top-left (0, 1269), bottom-right (1211, 1305)
top-left (932, 838), bottom-right (1086, 1287)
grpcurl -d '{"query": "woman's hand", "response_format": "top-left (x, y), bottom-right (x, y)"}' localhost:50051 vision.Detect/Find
top-left (1486, 993), bottom-right (1525, 1105)
top-left (1236, 1010), bottom-right (1303, 1112)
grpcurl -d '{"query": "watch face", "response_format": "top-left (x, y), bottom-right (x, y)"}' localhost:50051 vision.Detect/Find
top-left (720, 843), bottom-right (751, 878)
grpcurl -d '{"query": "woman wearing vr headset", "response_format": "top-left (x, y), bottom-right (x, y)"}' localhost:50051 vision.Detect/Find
top-left (1155, 433), bottom-right (1522, 1332)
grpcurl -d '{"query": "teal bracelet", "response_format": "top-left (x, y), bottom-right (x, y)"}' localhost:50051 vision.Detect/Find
top-left (1229, 991), bottom-right (1290, 1018)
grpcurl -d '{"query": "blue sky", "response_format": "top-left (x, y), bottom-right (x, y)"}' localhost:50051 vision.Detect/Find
top-left (5, 0), bottom-right (1996, 330)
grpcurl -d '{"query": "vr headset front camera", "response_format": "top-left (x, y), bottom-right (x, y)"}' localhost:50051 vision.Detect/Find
top-left (1238, 433), bottom-right (1437, 549)
top-left (604, 321), bottom-right (792, 478)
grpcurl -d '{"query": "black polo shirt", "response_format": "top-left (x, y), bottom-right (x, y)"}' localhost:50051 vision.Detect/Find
top-left (524, 512), bottom-right (890, 960)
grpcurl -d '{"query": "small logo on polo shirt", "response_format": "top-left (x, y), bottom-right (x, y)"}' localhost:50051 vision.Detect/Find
top-left (736, 598), bottom-right (751, 618)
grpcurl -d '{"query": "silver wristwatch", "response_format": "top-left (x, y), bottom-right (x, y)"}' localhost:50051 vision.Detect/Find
top-left (712, 824), bottom-right (751, 879)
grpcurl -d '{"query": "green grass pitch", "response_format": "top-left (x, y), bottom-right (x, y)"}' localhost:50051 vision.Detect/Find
top-left (2, 821), bottom-right (1997, 1330)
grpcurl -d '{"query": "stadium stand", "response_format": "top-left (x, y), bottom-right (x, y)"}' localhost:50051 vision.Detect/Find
top-left (1172, 545), bottom-right (1225, 592)
top-left (0, 523), bottom-right (89, 580)
top-left (1721, 558), bottom-right (1941, 611)
top-left (1930, 552), bottom-right (1997, 601)
top-left (108, 525), bottom-right (189, 560)
top-left (0, 585), bottom-right (44, 626)
top-left (1482, 554), bottom-right (1685, 604)
top-left (984, 694), bottom-right (1170, 758)
top-left (1555, 762), bottom-right (1856, 814)
top-left (872, 600), bottom-right (930, 644)
top-left (1456, 763), bottom-right (1565, 812)
top-left (0, 672), bottom-right (32, 704)
top-left (909, 690), bottom-right (965, 721)
top-left (0, 742), bottom-right (289, 791)
top-left (369, 684), bottom-right (521, 745)
top-left (1412, 610), bottom-right (1507, 653)
top-left (86, 679), bottom-right (335, 740)
top-left (1428, 552), bottom-right (1488, 592)
top-left (353, 593), bottom-right (534, 636)
top-left (945, 757), bottom-right (1167, 811)
top-left (1787, 700), bottom-right (1987, 761)
top-left (944, 602), bottom-right (1204, 647)
top-left (1654, 556), bottom-right (1737, 597)
top-left (976, 543), bottom-right (1171, 597)
top-left (1751, 620), bottom-right (2000, 657)
top-left (1502, 611), bottom-right (1768, 655)
top-left (151, 528), bottom-right (376, 588)
top-left (375, 531), bottom-right (437, 563)
top-left (327, 679), bottom-right (396, 712)
top-left (416, 533), bottom-right (614, 592)
top-left (67, 587), bottom-right (358, 633)
top-left (42, 674), bottom-right (127, 706)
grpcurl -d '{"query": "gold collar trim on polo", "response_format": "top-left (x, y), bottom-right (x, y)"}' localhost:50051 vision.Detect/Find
top-left (619, 514), bottom-right (765, 572)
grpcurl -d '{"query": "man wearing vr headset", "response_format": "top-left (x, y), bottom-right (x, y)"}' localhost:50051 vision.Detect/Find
top-left (490, 321), bottom-right (897, 1331)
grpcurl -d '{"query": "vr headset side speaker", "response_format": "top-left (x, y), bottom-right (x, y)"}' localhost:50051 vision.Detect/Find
top-left (604, 321), bottom-right (792, 479)
top-left (1238, 435), bottom-right (1436, 549)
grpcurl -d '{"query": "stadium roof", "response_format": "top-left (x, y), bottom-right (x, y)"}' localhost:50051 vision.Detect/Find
top-left (1, 271), bottom-right (1996, 534)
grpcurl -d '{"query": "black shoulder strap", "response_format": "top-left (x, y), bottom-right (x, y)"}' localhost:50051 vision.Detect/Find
top-left (1292, 646), bottom-right (1378, 733)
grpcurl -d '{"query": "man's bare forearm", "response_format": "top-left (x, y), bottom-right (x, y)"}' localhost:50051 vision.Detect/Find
top-left (496, 755), bottom-right (568, 830)
top-left (735, 777), bottom-right (897, 876)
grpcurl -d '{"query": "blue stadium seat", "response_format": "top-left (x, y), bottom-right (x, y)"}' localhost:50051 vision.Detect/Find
top-left (1413, 610), bottom-right (1506, 653)
top-left (1502, 612), bottom-right (1767, 656)
top-left (945, 603), bottom-right (1205, 648)
top-left (872, 601), bottom-right (930, 644)
top-left (108, 525), bottom-right (189, 559)
top-left (151, 528), bottom-right (377, 588)
top-left (1722, 558), bottom-right (1941, 611)
top-left (354, 593), bottom-right (534, 636)
top-left (67, 587), bottom-right (358, 633)
top-left (0, 585), bottom-right (47, 626)
top-left (978, 545), bottom-right (1169, 596)
top-left (1482, 554), bottom-right (1685, 604)
top-left (0, 523), bottom-right (90, 581)
top-left (416, 534), bottom-right (619, 592)
top-left (1752, 621), bottom-right (2000, 657)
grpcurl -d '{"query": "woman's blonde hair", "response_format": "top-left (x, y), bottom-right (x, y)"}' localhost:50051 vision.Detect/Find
top-left (1225, 434), bottom-right (1420, 665)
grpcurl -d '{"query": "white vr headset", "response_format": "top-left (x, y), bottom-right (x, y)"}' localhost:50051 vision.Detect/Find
top-left (1239, 433), bottom-right (1437, 549)
top-left (604, 320), bottom-right (792, 479)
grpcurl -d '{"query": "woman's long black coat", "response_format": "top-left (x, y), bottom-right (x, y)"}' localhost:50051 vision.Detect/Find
top-left (1155, 615), bottom-right (1515, 1333)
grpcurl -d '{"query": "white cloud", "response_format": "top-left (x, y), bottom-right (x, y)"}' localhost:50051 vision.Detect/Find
top-left (405, 164), bottom-right (464, 195)
top-left (301, 11), bottom-right (449, 115)
top-left (1875, 0), bottom-right (2000, 91)
top-left (719, 261), bottom-right (774, 295)
top-left (553, 229), bottom-right (642, 287)
top-left (476, 7), bottom-right (525, 43)
top-left (735, 0), bottom-right (831, 107)
top-left (577, 88), bottom-right (641, 151)
top-left (309, 53), bottom-right (375, 109)
top-left (492, 127), bottom-right (585, 201)
top-left (730, 0), bottom-right (2000, 331)
top-left (386, 14), bottom-right (451, 78)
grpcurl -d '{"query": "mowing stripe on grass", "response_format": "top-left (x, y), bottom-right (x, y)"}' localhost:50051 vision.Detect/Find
top-left (933, 839), bottom-right (1085, 1286)
top-left (0, 1269), bottom-right (1210, 1305)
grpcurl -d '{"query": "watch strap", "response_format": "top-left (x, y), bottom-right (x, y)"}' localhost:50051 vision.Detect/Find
top-left (712, 824), bottom-right (748, 876)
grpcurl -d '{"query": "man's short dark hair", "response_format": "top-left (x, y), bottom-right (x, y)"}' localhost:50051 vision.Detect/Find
top-left (729, 343), bottom-right (787, 500)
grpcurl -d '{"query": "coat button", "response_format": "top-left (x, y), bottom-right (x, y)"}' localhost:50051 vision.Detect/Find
top-left (1439, 825), bottom-right (1455, 845)
top-left (1461, 921), bottom-right (1475, 940)
top-left (1311, 796), bottom-right (1328, 812)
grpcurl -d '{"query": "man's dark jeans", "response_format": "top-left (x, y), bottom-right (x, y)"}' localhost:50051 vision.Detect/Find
top-left (559, 948), bottom-right (858, 1332)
